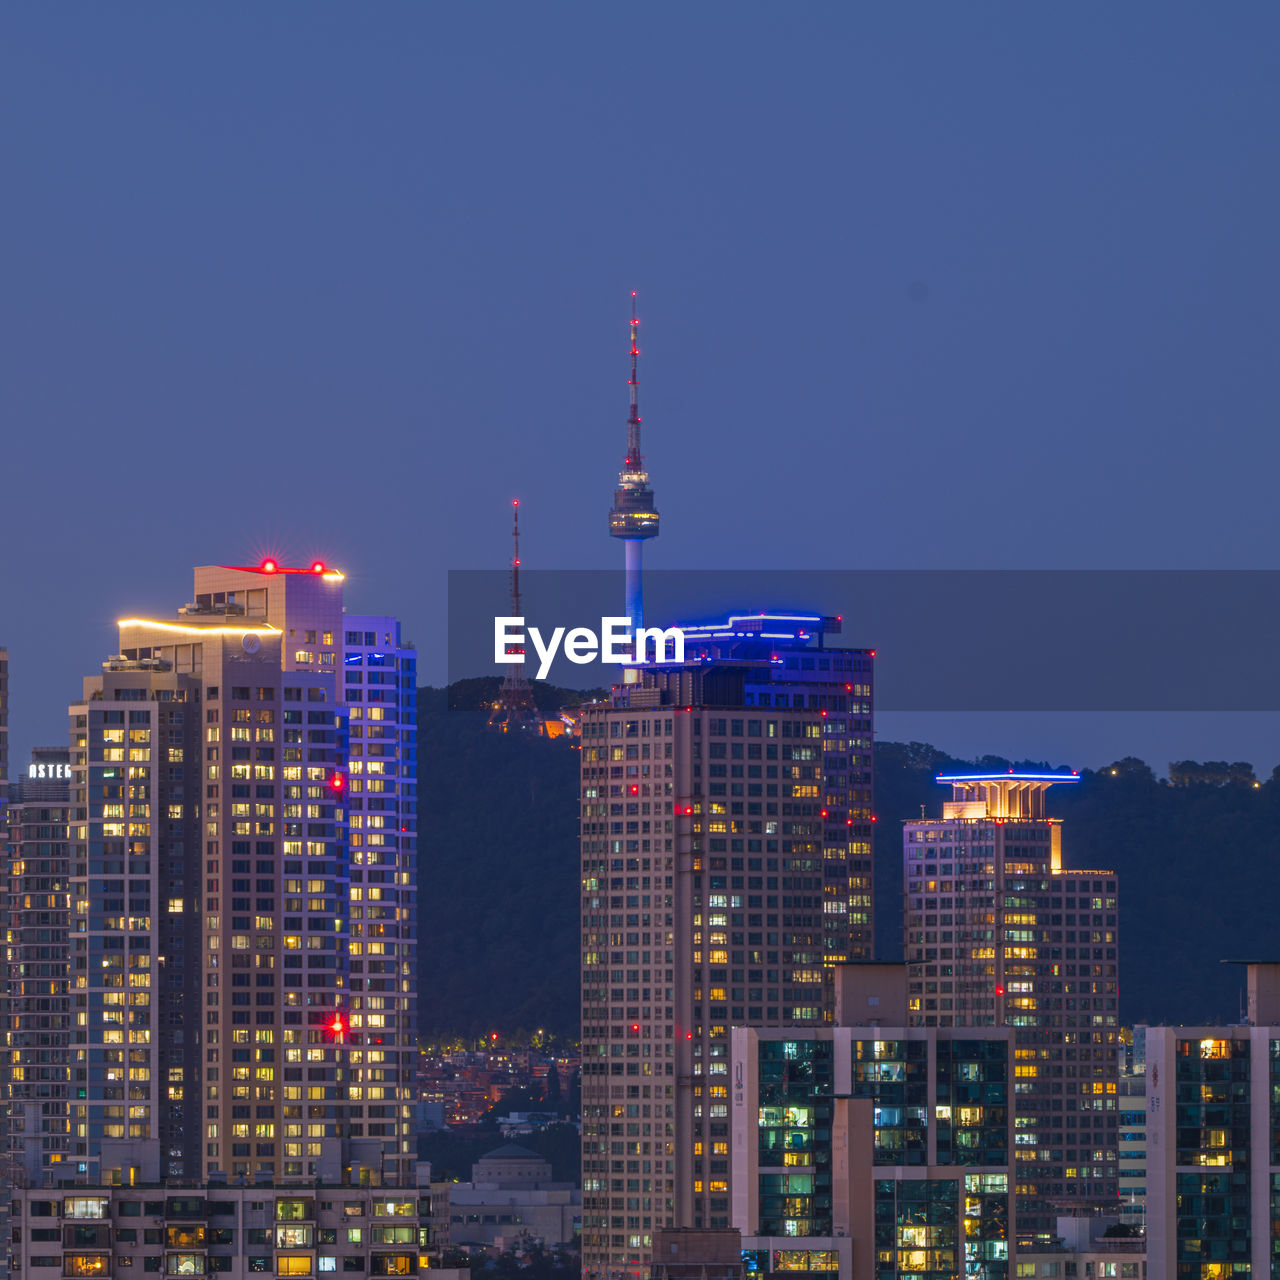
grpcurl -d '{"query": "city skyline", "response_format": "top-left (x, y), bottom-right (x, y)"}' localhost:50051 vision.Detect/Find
top-left (4, 4), bottom-right (1280, 774)
top-left (4, 6), bottom-right (1279, 1279)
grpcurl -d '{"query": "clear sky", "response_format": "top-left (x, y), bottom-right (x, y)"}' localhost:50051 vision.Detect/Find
top-left (3, 4), bottom-right (1279, 772)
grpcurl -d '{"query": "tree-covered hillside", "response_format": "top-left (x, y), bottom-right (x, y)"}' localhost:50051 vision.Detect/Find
top-left (416, 687), bottom-right (1280, 1037)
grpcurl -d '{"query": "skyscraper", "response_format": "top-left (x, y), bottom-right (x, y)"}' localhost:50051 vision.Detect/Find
top-left (1, 747), bottom-right (73, 1186)
top-left (730, 965), bottom-right (1015, 1279)
top-left (579, 613), bottom-right (873, 1277)
top-left (62, 561), bottom-right (416, 1187)
top-left (903, 773), bottom-right (1120, 1240)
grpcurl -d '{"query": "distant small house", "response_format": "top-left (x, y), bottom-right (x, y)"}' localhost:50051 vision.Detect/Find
top-left (448, 1143), bottom-right (581, 1252)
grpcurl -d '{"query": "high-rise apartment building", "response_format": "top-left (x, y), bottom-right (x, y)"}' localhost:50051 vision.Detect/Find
top-left (903, 773), bottom-right (1120, 1240)
top-left (60, 562), bottom-right (416, 1189)
top-left (579, 613), bottom-right (873, 1277)
top-left (1144, 963), bottom-right (1280, 1278)
top-left (730, 965), bottom-right (1015, 1280)
top-left (1, 747), bottom-right (73, 1185)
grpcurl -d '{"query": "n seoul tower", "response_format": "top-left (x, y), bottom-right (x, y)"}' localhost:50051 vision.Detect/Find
top-left (608, 292), bottom-right (659, 629)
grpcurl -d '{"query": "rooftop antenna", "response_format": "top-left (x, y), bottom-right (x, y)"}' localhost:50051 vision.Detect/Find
top-left (489, 500), bottom-right (540, 733)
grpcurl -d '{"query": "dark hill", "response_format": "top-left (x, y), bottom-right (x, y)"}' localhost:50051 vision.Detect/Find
top-left (416, 688), bottom-right (1280, 1037)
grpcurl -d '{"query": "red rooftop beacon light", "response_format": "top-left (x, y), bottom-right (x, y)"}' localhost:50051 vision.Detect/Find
top-left (261, 559), bottom-right (277, 573)
top-left (327, 1011), bottom-right (348, 1043)
top-left (328, 771), bottom-right (346, 797)
top-left (311, 560), bottom-right (326, 574)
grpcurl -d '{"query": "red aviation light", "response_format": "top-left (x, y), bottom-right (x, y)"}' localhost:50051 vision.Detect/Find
top-left (328, 1012), bottom-right (348, 1043)
top-left (328, 772), bottom-right (346, 795)
top-left (846, 818), bottom-right (853, 827)
top-left (629, 785), bottom-right (639, 796)
top-left (311, 561), bottom-right (326, 574)
top-left (995, 984), bottom-right (1006, 998)
top-left (820, 809), bottom-right (828, 819)
top-left (631, 1024), bottom-right (640, 1034)
top-left (261, 559), bottom-right (277, 573)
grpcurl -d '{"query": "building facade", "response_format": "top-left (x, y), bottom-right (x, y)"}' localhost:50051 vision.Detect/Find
top-left (1117, 1026), bottom-right (1147, 1205)
top-left (579, 614), bottom-right (873, 1276)
top-left (446, 1143), bottom-right (580, 1252)
top-left (903, 774), bottom-right (1120, 1240)
top-left (7, 1182), bottom-right (448, 1279)
top-left (1015, 1213), bottom-right (1145, 1278)
top-left (53, 562), bottom-right (416, 1189)
top-left (1, 748), bottom-right (74, 1186)
top-left (729, 967), bottom-right (1015, 1280)
top-left (1145, 962), bottom-right (1280, 1279)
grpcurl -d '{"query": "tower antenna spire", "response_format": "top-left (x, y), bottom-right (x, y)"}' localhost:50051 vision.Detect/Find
top-left (627, 291), bottom-right (641, 469)
top-left (489, 499), bottom-right (540, 732)
top-left (510, 498), bottom-right (523, 622)
top-left (609, 291), bottom-right (660, 630)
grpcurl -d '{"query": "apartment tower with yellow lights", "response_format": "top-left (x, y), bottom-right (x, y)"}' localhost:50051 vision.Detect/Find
top-left (579, 613), bottom-right (874, 1278)
top-left (64, 562), bottom-right (416, 1187)
top-left (902, 773), bottom-right (1120, 1241)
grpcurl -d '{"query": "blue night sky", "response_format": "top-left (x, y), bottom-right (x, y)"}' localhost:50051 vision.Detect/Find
top-left (3, 4), bottom-right (1279, 772)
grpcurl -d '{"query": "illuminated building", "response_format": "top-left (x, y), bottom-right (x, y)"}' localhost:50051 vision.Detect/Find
top-left (730, 967), bottom-right (1015, 1280)
top-left (60, 562), bottom-right (416, 1188)
top-left (903, 774), bottom-right (1120, 1240)
top-left (1144, 963), bottom-right (1280, 1278)
top-left (7, 1183), bottom-right (450, 1278)
top-left (1, 748), bottom-right (73, 1185)
top-left (608, 294), bottom-right (659, 628)
top-left (1116, 1026), bottom-right (1147, 1203)
top-left (579, 613), bottom-right (873, 1277)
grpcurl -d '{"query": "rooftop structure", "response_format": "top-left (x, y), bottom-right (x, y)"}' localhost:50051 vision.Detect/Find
top-left (904, 772), bottom-right (1119, 1239)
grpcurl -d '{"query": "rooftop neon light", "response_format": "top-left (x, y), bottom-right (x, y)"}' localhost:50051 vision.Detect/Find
top-left (680, 612), bottom-right (825, 634)
top-left (938, 771), bottom-right (1080, 782)
top-left (118, 619), bottom-right (282, 636)
top-left (221, 562), bottom-right (345, 582)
